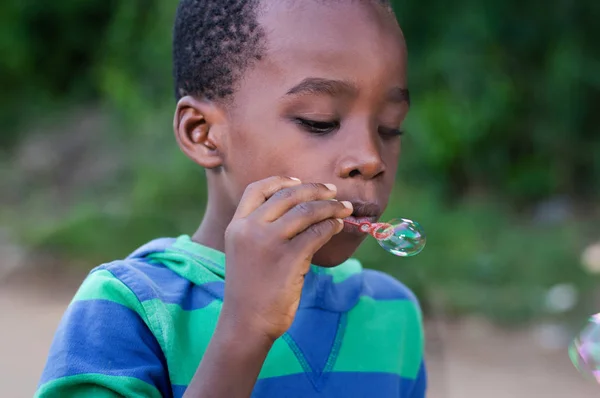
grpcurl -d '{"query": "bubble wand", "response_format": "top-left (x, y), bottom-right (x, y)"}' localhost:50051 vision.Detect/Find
top-left (343, 217), bottom-right (426, 257)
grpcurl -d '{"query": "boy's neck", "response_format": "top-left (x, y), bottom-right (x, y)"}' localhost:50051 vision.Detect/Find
top-left (191, 193), bottom-right (233, 254)
top-left (192, 208), bottom-right (229, 253)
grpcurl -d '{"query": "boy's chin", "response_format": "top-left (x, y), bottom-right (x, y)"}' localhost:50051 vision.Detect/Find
top-left (311, 234), bottom-right (365, 268)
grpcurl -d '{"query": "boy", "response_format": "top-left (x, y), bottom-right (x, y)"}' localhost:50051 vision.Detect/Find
top-left (37, 0), bottom-right (426, 397)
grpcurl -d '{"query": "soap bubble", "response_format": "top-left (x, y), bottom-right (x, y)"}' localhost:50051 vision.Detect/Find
top-left (569, 314), bottom-right (600, 383)
top-left (374, 218), bottom-right (426, 257)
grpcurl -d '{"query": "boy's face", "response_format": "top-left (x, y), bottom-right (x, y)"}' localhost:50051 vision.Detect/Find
top-left (216, 1), bottom-right (407, 266)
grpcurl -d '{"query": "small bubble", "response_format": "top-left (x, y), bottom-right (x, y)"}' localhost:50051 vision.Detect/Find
top-left (375, 218), bottom-right (426, 257)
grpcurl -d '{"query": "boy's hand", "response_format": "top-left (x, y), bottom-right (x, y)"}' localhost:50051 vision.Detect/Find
top-left (185, 176), bottom-right (352, 397)
top-left (221, 176), bottom-right (353, 342)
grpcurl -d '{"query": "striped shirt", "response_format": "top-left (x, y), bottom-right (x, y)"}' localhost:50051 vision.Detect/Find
top-left (37, 235), bottom-right (427, 397)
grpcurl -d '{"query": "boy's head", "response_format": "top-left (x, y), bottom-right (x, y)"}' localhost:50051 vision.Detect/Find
top-left (173, 0), bottom-right (409, 266)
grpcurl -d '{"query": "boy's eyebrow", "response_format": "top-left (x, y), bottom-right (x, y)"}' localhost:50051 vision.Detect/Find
top-left (286, 78), bottom-right (357, 97)
top-left (285, 77), bottom-right (410, 105)
top-left (389, 87), bottom-right (410, 105)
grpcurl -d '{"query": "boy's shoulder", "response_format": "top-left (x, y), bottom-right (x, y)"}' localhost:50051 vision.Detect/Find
top-left (360, 268), bottom-right (419, 304)
top-left (323, 256), bottom-right (419, 302)
top-left (93, 237), bottom-right (180, 288)
top-left (80, 237), bottom-right (205, 310)
top-left (313, 258), bottom-right (421, 313)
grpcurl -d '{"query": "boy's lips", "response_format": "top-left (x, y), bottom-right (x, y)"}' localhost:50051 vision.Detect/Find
top-left (341, 201), bottom-right (382, 235)
top-left (348, 201), bottom-right (382, 218)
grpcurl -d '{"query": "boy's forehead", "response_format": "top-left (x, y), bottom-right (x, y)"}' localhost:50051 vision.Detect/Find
top-left (255, 0), bottom-right (406, 88)
top-left (259, 1), bottom-right (400, 46)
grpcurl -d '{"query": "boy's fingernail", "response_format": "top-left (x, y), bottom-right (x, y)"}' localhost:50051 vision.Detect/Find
top-left (324, 183), bottom-right (337, 191)
top-left (336, 218), bottom-right (344, 225)
top-left (289, 177), bottom-right (301, 182)
top-left (340, 201), bottom-right (353, 209)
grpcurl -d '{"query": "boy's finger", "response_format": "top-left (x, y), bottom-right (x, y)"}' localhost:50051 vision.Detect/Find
top-left (254, 183), bottom-right (338, 222)
top-left (234, 176), bottom-right (302, 219)
top-left (292, 218), bottom-right (344, 257)
top-left (273, 200), bottom-right (352, 238)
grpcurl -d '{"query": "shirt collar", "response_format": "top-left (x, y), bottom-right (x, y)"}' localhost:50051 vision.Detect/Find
top-left (129, 235), bottom-right (365, 312)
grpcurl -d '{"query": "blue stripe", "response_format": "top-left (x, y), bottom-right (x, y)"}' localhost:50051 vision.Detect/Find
top-left (172, 371), bottom-right (424, 398)
top-left (40, 299), bottom-right (171, 397)
top-left (362, 269), bottom-right (419, 302)
top-left (300, 269), bottom-right (416, 312)
top-left (99, 261), bottom-right (222, 310)
top-left (173, 385), bottom-right (187, 397)
top-left (286, 309), bottom-right (341, 376)
top-left (410, 361), bottom-right (428, 397)
top-left (252, 372), bottom-right (423, 397)
top-left (126, 237), bottom-right (176, 259)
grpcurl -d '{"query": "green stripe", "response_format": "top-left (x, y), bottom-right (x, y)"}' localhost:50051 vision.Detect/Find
top-left (258, 336), bottom-right (305, 379)
top-left (172, 235), bottom-right (226, 268)
top-left (148, 250), bottom-right (224, 285)
top-left (333, 297), bottom-right (423, 378)
top-left (35, 374), bottom-right (163, 398)
top-left (314, 258), bottom-right (363, 284)
top-left (72, 269), bottom-right (151, 327)
top-left (147, 300), bottom-right (302, 385)
top-left (158, 300), bottom-right (220, 385)
top-left (167, 236), bottom-right (363, 285)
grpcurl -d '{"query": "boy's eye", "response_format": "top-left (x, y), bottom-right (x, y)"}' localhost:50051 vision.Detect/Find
top-left (379, 126), bottom-right (405, 139)
top-left (294, 118), bottom-right (404, 138)
top-left (294, 118), bottom-right (340, 134)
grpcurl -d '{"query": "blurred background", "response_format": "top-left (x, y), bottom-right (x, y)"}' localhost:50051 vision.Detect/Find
top-left (1, 0), bottom-right (600, 396)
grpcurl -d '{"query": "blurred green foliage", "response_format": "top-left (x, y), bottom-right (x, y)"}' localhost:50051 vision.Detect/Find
top-left (1, 0), bottom-right (599, 325)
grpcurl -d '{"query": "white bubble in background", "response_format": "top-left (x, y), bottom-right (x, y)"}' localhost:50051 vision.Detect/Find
top-left (544, 283), bottom-right (578, 314)
top-left (533, 322), bottom-right (571, 352)
top-left (582, 242), bottom-right (600, 274)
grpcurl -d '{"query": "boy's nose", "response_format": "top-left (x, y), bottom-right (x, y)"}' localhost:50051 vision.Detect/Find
top-left (336, 136), bottom-right (385, 180)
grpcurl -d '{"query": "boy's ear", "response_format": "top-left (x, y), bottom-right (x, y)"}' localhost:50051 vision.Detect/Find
top-left (174, 96), bottom-right (227, 169)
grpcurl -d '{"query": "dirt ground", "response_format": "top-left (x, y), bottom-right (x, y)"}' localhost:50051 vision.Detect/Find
top-left (1, 269), bottom-right (598, 398)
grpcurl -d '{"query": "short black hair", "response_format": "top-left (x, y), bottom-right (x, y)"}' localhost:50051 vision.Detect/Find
top-left (173, 0), bottom-right (391, 102)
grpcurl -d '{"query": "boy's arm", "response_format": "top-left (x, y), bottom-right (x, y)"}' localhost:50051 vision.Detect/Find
top-left (36, 269), bottom-right (169, 398)
top-left (183, 312), bottom-right (274, 398)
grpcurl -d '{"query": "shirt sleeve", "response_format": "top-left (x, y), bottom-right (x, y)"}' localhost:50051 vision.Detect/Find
top-left (35, 268), bottom-right (172, 398)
